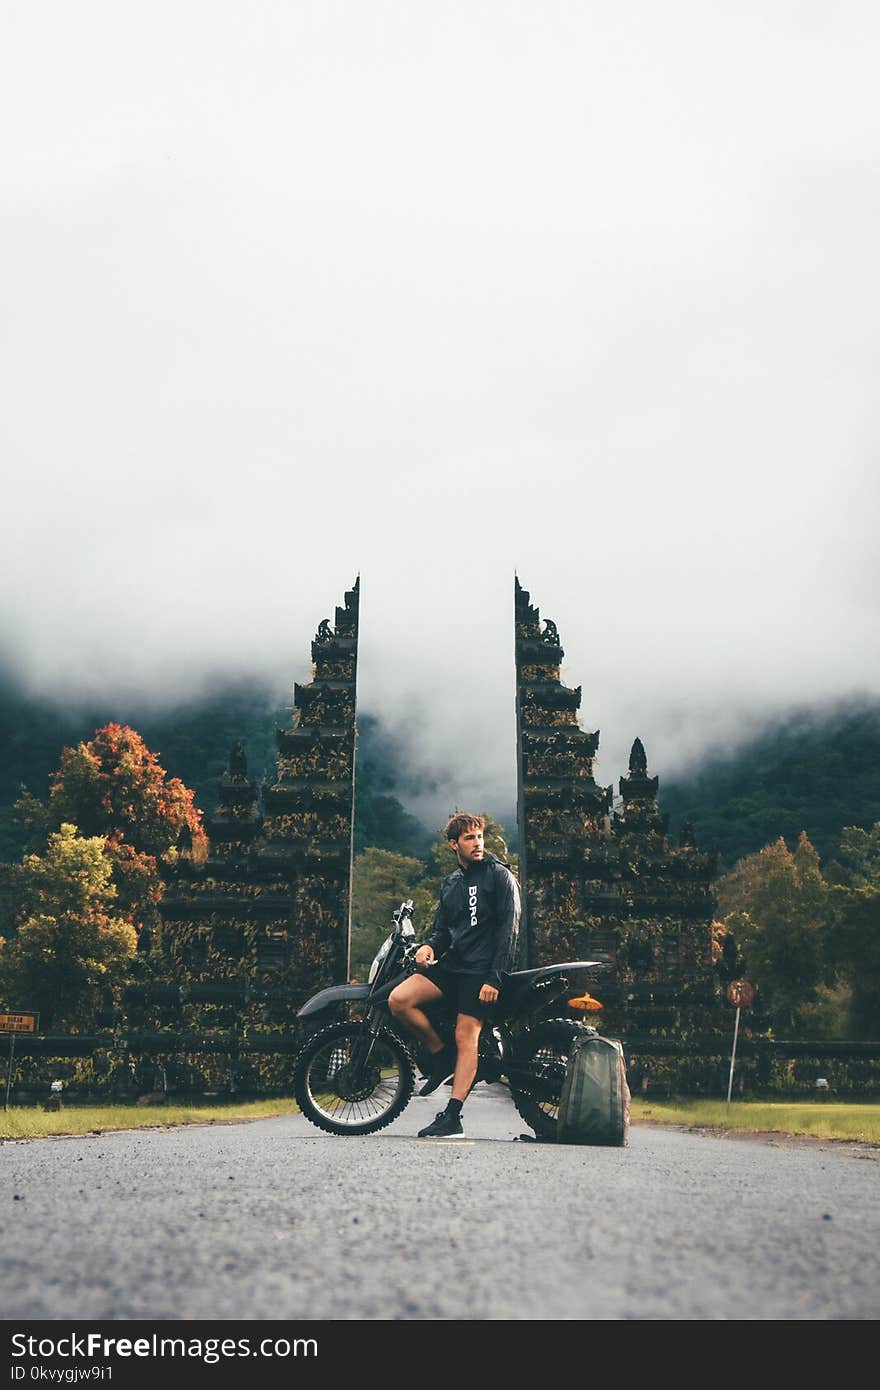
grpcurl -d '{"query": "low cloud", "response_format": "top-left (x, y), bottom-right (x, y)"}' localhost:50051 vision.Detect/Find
top-left (2, 4), bottom-right (879, 825)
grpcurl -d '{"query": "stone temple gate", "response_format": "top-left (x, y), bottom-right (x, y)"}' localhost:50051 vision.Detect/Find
top-left (135, 580), bottom-right (360, 1057)
top-left (148, 575), bottom-right (717, 1045)
top-left (514, 577), bottom-right (718, 1036)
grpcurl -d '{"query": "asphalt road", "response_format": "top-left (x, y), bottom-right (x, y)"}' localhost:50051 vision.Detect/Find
top-left (3, 1086), bottom-right (878, 1320)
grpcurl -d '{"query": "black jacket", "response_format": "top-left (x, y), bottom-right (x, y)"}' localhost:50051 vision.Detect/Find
top-left (424, 853), bottom-right (521, 987)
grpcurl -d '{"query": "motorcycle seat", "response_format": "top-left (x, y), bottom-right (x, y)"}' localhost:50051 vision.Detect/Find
top-left (499, 960), bottom-right (604, 1012)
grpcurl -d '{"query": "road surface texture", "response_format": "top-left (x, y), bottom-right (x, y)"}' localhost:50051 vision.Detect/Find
top-left (2, 1085), bottom-right (877, 1320)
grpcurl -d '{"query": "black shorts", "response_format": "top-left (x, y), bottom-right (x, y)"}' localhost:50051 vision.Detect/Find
top-left (414, 964), bottom-right (497, 1021)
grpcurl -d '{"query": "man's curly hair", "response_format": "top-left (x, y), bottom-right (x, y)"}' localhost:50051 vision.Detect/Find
top-left (444, 813), bottom-right (485, 843)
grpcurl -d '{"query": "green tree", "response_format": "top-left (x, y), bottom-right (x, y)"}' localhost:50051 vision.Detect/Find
top-left (832, 822), bottom-right (880, 886)
top-left (0, 824), bottom-right (137, 1030)
top-left (715, 832), bottom-right (832, 1033)
top-left (350, 848), bottom-right (434, 980)
top-left (826, 821), bottom-right (880, 1038)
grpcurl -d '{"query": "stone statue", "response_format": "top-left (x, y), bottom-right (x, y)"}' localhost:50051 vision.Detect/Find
top-left (679, 821), bottom-right (697, 849)
top-left (229, 741), bottom-right (248, 778)
top-left (629, 737), bottom-right (648, 775)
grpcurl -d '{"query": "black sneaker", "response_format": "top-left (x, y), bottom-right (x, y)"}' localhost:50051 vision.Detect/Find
top-left (418, 1109), bottom-right (464, 1139)
top-left (417, 1046), bottom-right (456, 1096)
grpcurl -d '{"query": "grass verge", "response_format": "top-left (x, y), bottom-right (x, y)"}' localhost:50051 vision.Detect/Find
top-left (5, 1097), bottom-right (879, 1145)
top-left (1, 1098), bottom-right (298, 1142)
top-left (630, 1098), bottom-right (880, 1144)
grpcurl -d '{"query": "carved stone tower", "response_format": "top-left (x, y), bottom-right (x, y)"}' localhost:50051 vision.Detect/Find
top-left (154, 579), bottom-right (360, 1050)
top-left (514, 577), bottom-right (717, 1035)
top-left (514, 576), bottom-right (611, 967)
top-left (258, 576), bottom-right (360, 984)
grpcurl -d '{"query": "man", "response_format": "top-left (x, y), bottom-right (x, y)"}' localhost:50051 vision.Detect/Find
top-left (389, 813), bottom-right (521, 1138)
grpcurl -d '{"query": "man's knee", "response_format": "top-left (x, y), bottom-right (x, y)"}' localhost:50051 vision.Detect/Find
top-left (455, 1015), bottom-right (482, 1048)
top-left (388, 985), bottom-right (408, 1017)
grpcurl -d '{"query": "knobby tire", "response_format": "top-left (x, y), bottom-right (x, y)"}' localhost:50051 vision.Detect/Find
top-left (509, 1017), bottom-right (586, 1140)
top-left (293, 1020), bottom-right (416, 1136)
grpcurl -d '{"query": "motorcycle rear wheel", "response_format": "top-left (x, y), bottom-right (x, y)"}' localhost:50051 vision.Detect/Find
top-left (293, 1021), bottom-right (415, 1136)
top-left (508, 1017), bottom-right (585, 1140)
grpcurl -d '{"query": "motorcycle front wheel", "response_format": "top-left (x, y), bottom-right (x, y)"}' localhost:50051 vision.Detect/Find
top-left (293, 1021), bottom-right (415, 1136)
top-left (508, 1017), bottom-right (585, 1140)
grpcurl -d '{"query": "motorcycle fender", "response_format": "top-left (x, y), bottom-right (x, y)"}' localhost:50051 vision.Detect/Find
top-left (297, 984), bottom-right (372, 1018)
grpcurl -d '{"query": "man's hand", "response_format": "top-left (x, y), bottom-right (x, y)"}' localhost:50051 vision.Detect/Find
top-left (415, 944), bottom-right (436, 966)
top-left (479, 983), bottom-right (499, 1004)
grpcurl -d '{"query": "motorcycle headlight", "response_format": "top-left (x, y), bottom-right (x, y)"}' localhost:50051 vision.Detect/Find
top-left (369, 934), bottom-right (393, 984)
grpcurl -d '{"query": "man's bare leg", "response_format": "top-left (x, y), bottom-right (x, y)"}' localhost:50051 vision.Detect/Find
top-left (389, 974), bottom-right (447, 1055)
top-left (415, 1010), bottom-right (483, 1137)
top-left (451, 1013), bottom-right (482, 1102)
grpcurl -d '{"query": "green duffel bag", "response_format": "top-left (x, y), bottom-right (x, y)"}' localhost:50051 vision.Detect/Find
top-left (556, 1029), bottom-right (631, 1146)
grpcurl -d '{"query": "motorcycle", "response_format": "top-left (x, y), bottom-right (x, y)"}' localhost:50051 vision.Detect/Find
top-left (292, 899), bottom-right (604, 1138)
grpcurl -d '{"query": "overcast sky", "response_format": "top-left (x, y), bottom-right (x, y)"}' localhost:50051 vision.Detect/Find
top-left (2, 3), bottom-right (878, 824)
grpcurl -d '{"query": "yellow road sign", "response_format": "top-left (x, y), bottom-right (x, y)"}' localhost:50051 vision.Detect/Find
top-left (0, 1013), bottom-right (38, 1033)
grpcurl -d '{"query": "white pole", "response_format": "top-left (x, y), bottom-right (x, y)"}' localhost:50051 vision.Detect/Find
top-left (726, 1006), bottom-right (741, 1106)
top-left (4, 1032), bottom-right (15, 1112)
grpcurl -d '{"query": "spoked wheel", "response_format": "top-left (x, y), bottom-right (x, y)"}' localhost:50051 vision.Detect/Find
top-left (293, 1021), bottom-right (415, 1136)
top-left (508, 1018), bottom-right (584, 1140)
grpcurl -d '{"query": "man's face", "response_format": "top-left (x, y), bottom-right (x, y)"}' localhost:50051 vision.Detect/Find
top-left (451, 826), bottom-right (484, 866)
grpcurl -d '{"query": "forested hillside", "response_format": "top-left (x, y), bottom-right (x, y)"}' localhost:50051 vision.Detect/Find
top-left (0, 680), bottom-right (432, 862)
top-left (662, 700), bottom-right (880, 870)
top-left (2, 680), bottom-right (879, 871)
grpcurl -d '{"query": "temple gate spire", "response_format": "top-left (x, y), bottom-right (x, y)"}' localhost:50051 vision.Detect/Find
top-left (514, 577), bottom-right (716, 1039)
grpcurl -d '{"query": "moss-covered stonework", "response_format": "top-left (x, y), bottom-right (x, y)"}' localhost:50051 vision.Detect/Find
top-left (514, 578), bottom-right (718, 1039)
top-left (126, 581), bottom-right (360, 1072)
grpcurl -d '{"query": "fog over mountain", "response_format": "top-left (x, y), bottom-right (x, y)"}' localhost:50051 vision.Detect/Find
top-left (2, 3), bottom-right (879, 825)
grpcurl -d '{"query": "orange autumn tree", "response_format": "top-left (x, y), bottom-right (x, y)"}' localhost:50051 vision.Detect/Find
top-left (41, 723), bottom-right (206, 938)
